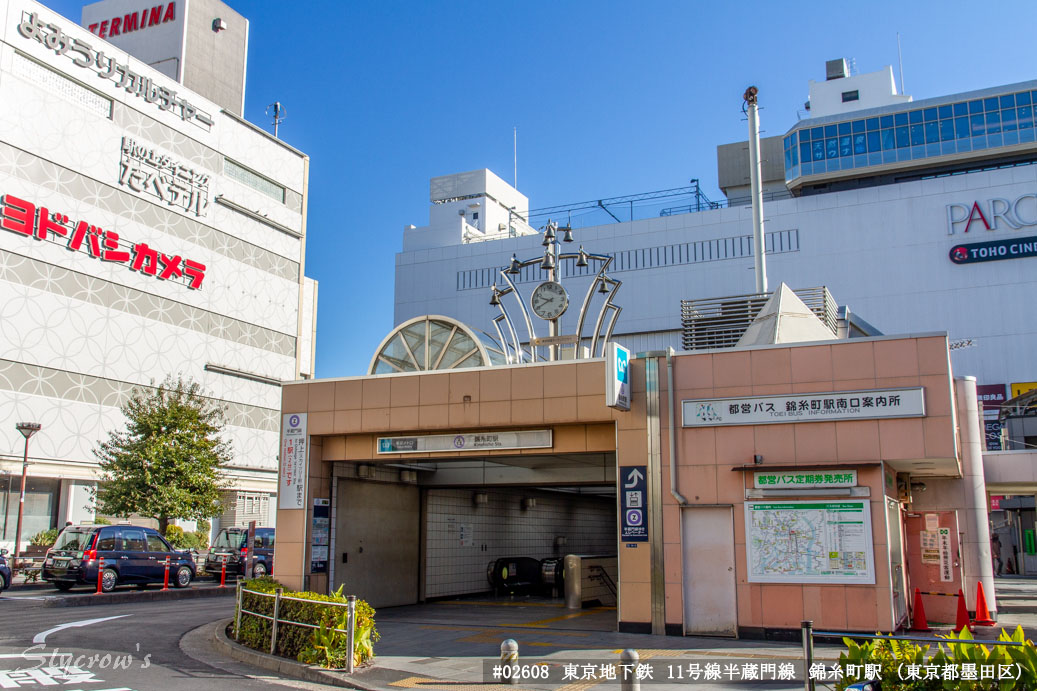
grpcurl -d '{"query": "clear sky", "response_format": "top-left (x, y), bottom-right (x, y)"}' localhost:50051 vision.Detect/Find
top-left (41, 0), bottom-right (1037, 378)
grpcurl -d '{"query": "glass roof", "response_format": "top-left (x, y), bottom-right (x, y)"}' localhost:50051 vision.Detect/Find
top-left (369, 316), bottom-right (507, 375)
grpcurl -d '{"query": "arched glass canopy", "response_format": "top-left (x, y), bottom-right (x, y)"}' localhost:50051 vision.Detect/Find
top-left (368, 315), bottom-right (508, 375)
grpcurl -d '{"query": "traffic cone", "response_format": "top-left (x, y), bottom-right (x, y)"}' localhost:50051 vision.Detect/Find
top-left (910, 588), bottom-right (930, 631)
top-left (954, 588), bottom-right (972, 632)
top-left (974, 581), bottom-right (995, 627)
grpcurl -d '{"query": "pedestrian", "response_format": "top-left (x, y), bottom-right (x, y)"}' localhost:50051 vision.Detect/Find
top-left (991, 534), bottom-right (1003, 576)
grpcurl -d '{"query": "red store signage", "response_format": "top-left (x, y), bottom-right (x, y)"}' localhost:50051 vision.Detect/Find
top-left (1, 194), bottom-right (205, 289)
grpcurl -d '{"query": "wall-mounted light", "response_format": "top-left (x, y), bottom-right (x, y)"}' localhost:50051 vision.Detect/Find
top-left (753, 454), bottom-right (764, 465)
top-left (400, 470), bottom-right (417, 483)
top-left (212, 18), bottom-right (227, 32)
top-left (473, 492), bottom-right (488, 506)
top-left (356, 464), bottom-right (373, 479)
top-left (522, 497), bottom-right (537, 510)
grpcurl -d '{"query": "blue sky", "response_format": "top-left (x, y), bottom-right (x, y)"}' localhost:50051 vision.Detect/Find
top-left (42, 0), bottom-right (1037, 377)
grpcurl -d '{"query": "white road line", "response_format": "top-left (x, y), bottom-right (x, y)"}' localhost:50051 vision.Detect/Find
top-left (33, 615), bottom-right (130, 644)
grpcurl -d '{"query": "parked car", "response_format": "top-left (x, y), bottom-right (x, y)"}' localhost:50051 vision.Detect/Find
top-left (42, 524), bottom-right (195, 592)
top-left (205, 527), bottom-right (274, 579)
top-left (0, 548), bottom-right (10, 591)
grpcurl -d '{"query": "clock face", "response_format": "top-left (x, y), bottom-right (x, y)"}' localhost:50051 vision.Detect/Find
top-left (531, 281), bottom-right (568, 320)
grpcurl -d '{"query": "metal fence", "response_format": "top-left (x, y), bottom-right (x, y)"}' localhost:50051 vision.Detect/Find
top-left (234, 582), bottom-right (358, 673)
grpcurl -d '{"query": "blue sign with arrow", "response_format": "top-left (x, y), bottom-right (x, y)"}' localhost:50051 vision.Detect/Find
top-left (621, 465), bottom-right (648, 542)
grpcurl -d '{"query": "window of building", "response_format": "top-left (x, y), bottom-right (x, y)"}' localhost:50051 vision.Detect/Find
top-left (224, 158), bottom-right (286, 203)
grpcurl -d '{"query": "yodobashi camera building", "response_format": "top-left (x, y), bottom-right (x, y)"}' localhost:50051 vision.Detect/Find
top-left (0, 0), bottom-right (316, 547)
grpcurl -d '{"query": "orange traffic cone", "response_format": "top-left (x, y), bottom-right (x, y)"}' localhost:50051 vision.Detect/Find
top-left (974, 581), bottom-right (995, 626)
top-left (910, 588), bottom-right (930, 631)
top-left (954, 588), bottom-right (972, 632)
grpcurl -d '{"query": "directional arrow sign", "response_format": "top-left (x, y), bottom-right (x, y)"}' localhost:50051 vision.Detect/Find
top-left (621, 465), bottom-right (648, 542)
top-left (624, 468), bottom-right (644, 488)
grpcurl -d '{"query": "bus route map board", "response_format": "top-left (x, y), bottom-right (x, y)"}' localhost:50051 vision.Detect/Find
top-left (745, 500), bottom-right (875, 584)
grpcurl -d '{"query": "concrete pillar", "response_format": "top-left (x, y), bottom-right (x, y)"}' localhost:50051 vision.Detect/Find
top-left (956, 376), bottom-right (996, 615)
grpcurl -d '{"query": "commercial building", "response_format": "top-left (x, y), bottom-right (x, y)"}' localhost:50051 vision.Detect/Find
top-left (0, 0), bottom-right (316, 547)
top-left (394, 61), bottom-right (1037, 453)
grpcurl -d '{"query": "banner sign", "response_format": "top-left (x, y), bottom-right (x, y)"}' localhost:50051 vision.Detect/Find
top-left (605, 342), bottom-right (631, 411)
top-left (377, 430), bottom-right (551, 454)
top-left (279, 413), bottom-right (307, 510)
top-left (950, 236), bottom-right (1037, 265)
top-left (977, 384), bottom-right (1007, 413)
top-left (754, 469), bottom-right (856, 489)
top-left (683, 388), bottom-right (925, 427)
top-left (746, 500), bottom-right (875, 584)
top-left (620, 466), bottom-right (648, 542)
top-left (311, 499), bottom-right (329, 574)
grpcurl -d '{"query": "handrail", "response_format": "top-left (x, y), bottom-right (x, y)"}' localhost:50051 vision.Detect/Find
top-left (588, 564), bottom-right (617, 598)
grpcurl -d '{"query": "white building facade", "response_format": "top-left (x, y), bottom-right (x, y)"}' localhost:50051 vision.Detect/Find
top-left (395, 65), bottom-right (1037, 450)
top-left (0, 0), bottom-right (316, 546)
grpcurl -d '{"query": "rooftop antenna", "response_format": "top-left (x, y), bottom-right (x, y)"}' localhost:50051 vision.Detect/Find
top-left (513, 126), bottom-right (518, 189)
top-left (896, 33), bottom-right (905, 94)
top-left (266, 102), bottom-right (286, 139)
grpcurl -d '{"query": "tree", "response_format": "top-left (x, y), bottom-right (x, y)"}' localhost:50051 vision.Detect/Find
top-left (93, 376), bottom-right (231, 533)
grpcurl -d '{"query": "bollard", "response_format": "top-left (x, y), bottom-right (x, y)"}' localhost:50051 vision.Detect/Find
top-left (346, 595), bottom-right (357, 674)
top-left (219, 558), bottom-right (227, 588)
top-left (270, 588), bottom-right (283, 655)
top-left (801, 620), bottom-right (814, 691)
top-left (620, 649), bottom-right (640, 691)
top-left (94, 556), bottom-right (105, 595)
top-left (234, 579), bottom-right (243, 640)
top-left (162, 555), bottom-right (170, 590)
top-left (500, 639), bottom-right (519, 685)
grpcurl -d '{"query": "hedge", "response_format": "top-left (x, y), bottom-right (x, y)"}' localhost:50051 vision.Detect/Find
top-left (234, 577), bottom-right (378, 669)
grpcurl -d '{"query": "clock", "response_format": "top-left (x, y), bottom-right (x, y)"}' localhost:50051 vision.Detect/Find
top-left (531, 281), bottom-right (568, 320)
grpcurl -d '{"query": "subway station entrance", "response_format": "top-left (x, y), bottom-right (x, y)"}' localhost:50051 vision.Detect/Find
top-left (328, 450), bottom-right (619, 632)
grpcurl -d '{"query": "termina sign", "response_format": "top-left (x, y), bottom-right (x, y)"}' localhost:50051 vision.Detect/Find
top-left (950, 236), bottom-right (1037, 265)
top-left (946, 194), bottom-right (1037, 235)
top-left (87, 3), bottom-right (175, 39)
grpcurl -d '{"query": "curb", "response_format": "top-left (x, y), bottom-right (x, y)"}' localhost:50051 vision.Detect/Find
top-left (45, 585), bottom-right (236, 607)
top-left (212, 618), bottom-right (378, 690)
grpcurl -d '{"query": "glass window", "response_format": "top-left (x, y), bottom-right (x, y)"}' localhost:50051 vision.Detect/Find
top-left (923, 108), bottom-right (938, 122)
top-left (784, 136), bottom-right (793, 151)
top-left (852, 119), bottom-right (865, 133)
top-left (812, 140), bottom-right (825, 161)
top-left (970, 113), bottom-right (986, 136)
top-left (841, 90), bottom-right (859, 103)
top-left (894, 112), bottom-right (908, 126)
top-left (799, 142), bottom-right (811, 162)
top-left (866, 118), bottom-right (879, 131)
top-left (969, 100), bottom-right (984, 114)
top-left (853, 133), bottom-right (867, 154)
top-left (839, 135), bottom-right (852, 156)
top-left (784, 149), bottom-right (792, 169)
top-left (940, 119), bottom-right (955, 141)
top-left (953, 102), bottom-right (968, 117)
top-left (881, 129), bottom-right (896, 150)
top-left (984, 97), bottom-right (1000, 112)
top-left (825, 138), bottom-right (838, 158)
top-left (895, 126), bottom-right (909, 148)
top-left (52, 529), bottom-right (94, 552)
top-left (1002, 108), bottom-right (1017, 132)
top-left (910, 124), bottom-right (924, 146)
top-left (146, 534), bottom-right (169, 552)
top-left (909, 110), bottom-right (923, 124)
top-left (866, 130), bottom-right (880, 152)
top-left (789, 132), bottom-right (797, 147)
top-left (1019, 105), bottom-right (1033, 129)
top-left (955, 116), bottom-right (970, 139)
top-left (121, 529), bottom-right (146, 551)
top-left (986, 112), bottom-right (1001, 134)
top-left (811, 127), bottom-right (824, 141)
top-left (925, 121), bottom-right (940, 144)
top-left (96, 529), bottom-right (116, 551)
top-left (838, 122), bottom-right (851, 135)
top-left (1001, 94), bottom-right (1015, 109)
top-left (1017, 91), bottom-right (1032, 106)
top-left (798, 129), bottom-right (810, 142)
top-left (938, 105), bottom-right (952, 119)
top-left (880, 115), bottom-right (894, 128)
top-left (824, 125), bottom-right (837, 138)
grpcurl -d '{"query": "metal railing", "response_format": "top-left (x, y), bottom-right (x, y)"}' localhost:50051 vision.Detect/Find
top-left (234, 582), bottom-right (358, 673)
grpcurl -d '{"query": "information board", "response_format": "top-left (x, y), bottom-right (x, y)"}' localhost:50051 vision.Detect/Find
top-left (311, 498), bottom-right (329, 574)
top-left (279, 413), bottom-right (308, 510)
top-left (745, 500), bottom-right (874, 584)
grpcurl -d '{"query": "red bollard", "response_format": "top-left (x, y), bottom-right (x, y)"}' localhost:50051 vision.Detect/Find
top-left (162, 556), bottom-right (170, 591)
top-left (219, 560), bottom-right (227, 588)
top-left (94, 556), bottom-right (105, 595)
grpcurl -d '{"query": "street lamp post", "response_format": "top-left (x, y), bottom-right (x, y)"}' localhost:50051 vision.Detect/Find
top-left (13, 422), bottom-right (41, 567)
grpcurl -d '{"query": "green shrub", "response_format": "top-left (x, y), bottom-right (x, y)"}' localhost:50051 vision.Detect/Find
top-left (197, 518), bottom-right (211, 533)
top-left (29, 529), bottom-right (58, 547)
top-left (192, 530), bottom-right (209, 550)
top-left (93, 516), bottom-right (111, 525)
top-left (165, 525), bottom-right (203, 550)
top-left (836, 626), bottom-right (1037, 691)
top-left (234, 577), bottom-right (378, 668)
